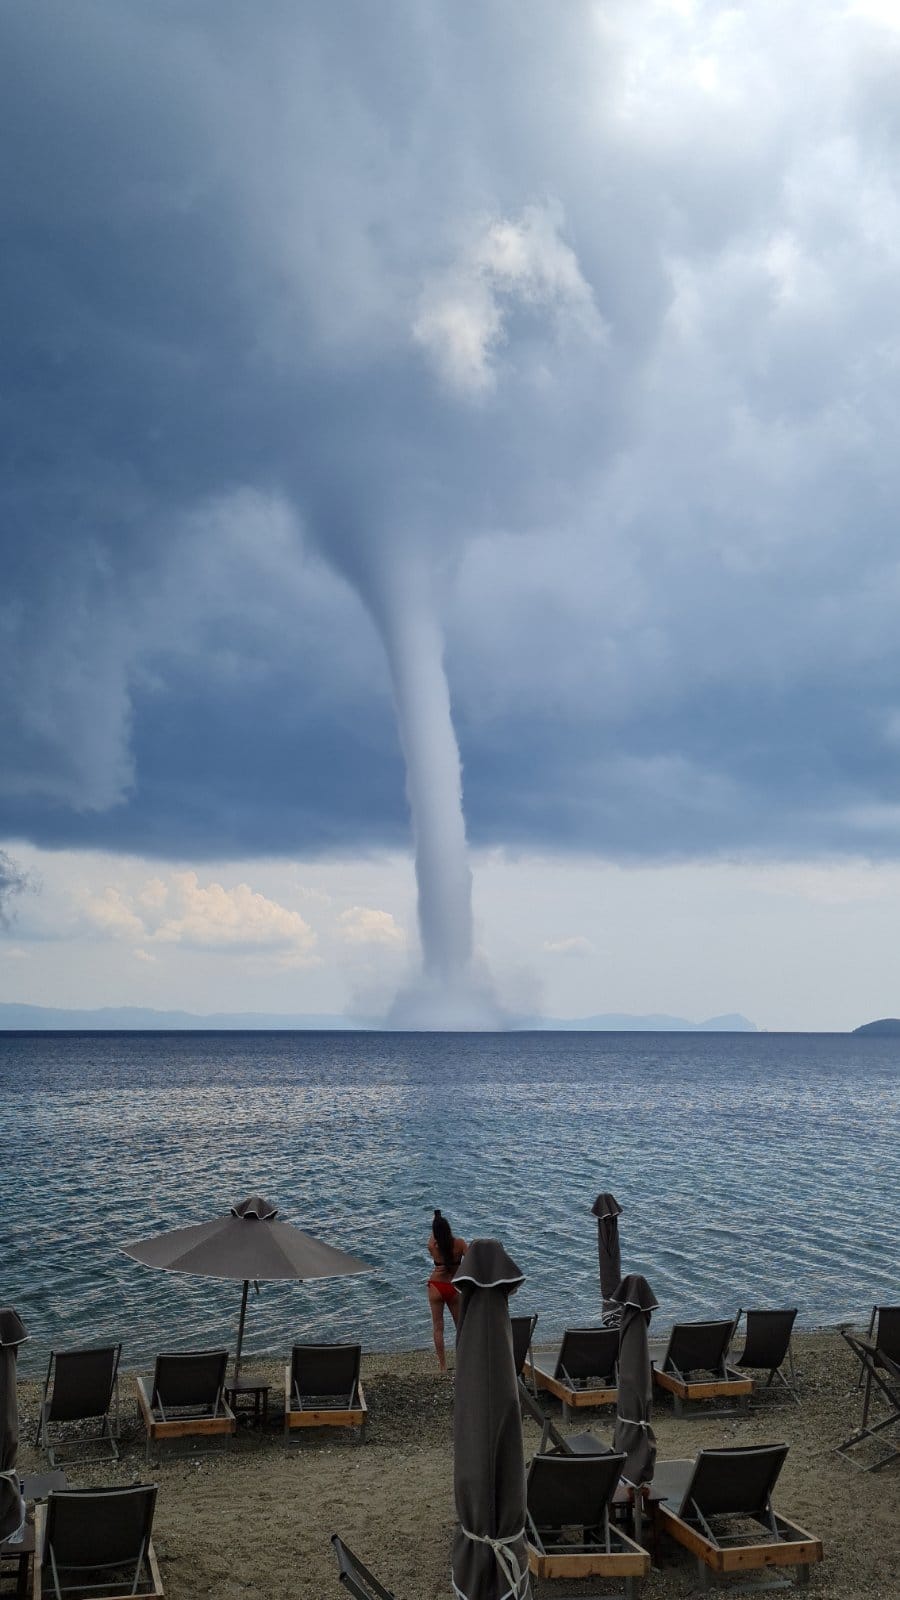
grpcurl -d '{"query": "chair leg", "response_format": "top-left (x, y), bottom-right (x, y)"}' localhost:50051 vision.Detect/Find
top-left (796, 1563), bottom-right (810, 1586)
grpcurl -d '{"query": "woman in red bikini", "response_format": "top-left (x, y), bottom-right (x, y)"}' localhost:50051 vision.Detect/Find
top-left (427, 1208), bottom-right (467, 1373)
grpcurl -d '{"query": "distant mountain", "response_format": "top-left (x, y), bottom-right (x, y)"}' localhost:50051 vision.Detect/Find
top-left (852, 1017), bottom-right (900, 1036)
top-left (543, 1011), bottom-right (757, 1032)
top-left (0, 1001), bottom-right (756, 1032)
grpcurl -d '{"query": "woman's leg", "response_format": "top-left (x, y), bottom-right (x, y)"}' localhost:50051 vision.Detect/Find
top-left (428, 1285), bottom-right (447, 1372)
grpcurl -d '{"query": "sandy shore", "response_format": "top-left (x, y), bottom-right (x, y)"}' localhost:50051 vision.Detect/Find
top-left (12, 1332), bottom-right (897, 1599)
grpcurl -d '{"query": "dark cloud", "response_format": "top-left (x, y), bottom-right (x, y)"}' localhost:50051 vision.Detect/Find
top-left (3, 1), bottom-right (900, 860)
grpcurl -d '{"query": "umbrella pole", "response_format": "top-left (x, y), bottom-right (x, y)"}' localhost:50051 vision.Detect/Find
top-left (235, 1279), bottom-right (250, 1382)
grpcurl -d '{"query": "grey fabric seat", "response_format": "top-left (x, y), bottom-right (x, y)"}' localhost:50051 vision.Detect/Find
top-left (331, 1534), bottom-right (396, 1599)
top-left (527, 1327), bottom-right (620, 1422)
top-left (732, 1309), bottom-right (800, 1403)
top-left (135, 1350), bottom-right (235, 1462)
top-left (37, 1346), bottom-right (122, 1467)
top-left (284, 1344), bottom-right (367, 1441)
top-left (525, 1452), bottom-right (649, 1597)
top-left (654, 1443), bottom-right (823, 1589)
top-left (653, 1320), bottom-right (752, 1415)
top-left (33, 1484), bottom-right (163, 1599)
top-left (510, 1313), bottom-right (538, 1380)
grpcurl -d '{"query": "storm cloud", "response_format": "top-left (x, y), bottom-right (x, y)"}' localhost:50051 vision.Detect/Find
top-left (4, 0), bottom-right (900, 864)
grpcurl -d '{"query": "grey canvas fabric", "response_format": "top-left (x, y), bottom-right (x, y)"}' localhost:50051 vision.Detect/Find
top-left (590, 1193), bottom-right (622, 1310)
top-left (451, 1240), bottom-right (531, 1600)
top-left (0, 1307), bottom-right (27, 1543)
top-left (611, 1273), bottom-right (658, 1488)
top-left (122, 1194), bottom-right (370, 1373)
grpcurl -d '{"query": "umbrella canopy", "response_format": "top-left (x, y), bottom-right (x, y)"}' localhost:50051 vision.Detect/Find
top-left (451, 1239), bottom-right (531, 1600)
top-left (122, 1195), bottom-right (370, 1376)
top-left (611, 1273), bottom-right (658, 1488)
top-left (0, 1308), bottom-right (27, 1543)
top-left (590, 1192), bottom-right (623, 1317)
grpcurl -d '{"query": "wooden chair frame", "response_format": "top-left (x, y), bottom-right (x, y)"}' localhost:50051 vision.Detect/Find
top-left (526, 1329), bottom-right (619, 1424)
top-left (284, 1346), bottom-right (368, 1444)
top-left (31, 1496), bottom-right (164, 1600)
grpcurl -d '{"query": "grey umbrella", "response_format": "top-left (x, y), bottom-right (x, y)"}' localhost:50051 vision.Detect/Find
top-left (0, 1308), bottom-right (27, 1543)
top-left (590, 1192), bottom-right (623, 1321)
top-left (451, 1240), bottom-right (531, 1600)
top-left (122, 1195), bottom-right (370, 1378)
top-left (610, 1273), bottom-right (658, 1489)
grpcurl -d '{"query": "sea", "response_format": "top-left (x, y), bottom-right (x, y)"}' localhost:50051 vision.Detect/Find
top-left (1, 1030), bottom-right (897, 1376)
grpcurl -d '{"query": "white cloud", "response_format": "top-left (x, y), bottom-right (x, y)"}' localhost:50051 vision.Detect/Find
top-left (80, 870), bottom-right (318, 967)
top-left (413, 203), bottom-right (605, 394)
top-left (338, 905), bottom-right (407, 947)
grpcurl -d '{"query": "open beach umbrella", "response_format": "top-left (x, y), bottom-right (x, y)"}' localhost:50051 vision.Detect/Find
top-left (122, 1195), bottom-right (370, 1377)
top-left (610, 1273), bottom-right (658, 1489)
top-left (451, 1239), bottom-right (531, 1600)
top-left (0, 1307), bottom-right (28, 1543)
top-left (590, 1192), bottom-right (623, 1320)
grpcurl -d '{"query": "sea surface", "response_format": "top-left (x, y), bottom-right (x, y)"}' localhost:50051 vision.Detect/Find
top-left (1, 1030), bottom-right (898, 1375)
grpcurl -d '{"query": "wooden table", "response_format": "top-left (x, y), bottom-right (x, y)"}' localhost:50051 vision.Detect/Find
top-left (224, 1377), bottom-right (271, 1428)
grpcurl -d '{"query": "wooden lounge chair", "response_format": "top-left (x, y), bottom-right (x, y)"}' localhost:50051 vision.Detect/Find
top-left (525, 1452), bottom-right (649, 1597)
top-left (331, 1535), bottom-right (396, 1599)
top-left (652, 1444), bottom-right (822, 1591)
top-left (135, 1350), bottom-right (235, 1462)
top-left (284, 1344), bottom-right (367, 1442)
top-left (731, 1309), bottom-right (800, 1404)
top-left (836, 1330), bottom-right (900, 1472)
top-left (653, 1321), bottom-right (752, 1416)
top-left (32, 1485), bottom-right (164, 1599)
top-left (37, 1346), bottom-right (122, 1467)
top-left (526, 1327), bottom-right (619, 1423)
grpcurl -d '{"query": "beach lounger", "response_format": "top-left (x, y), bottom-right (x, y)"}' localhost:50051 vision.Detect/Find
top-left (32, 1484), bottom-right (164, 1599)
top-left (518, 1375), bottom-right (612, 1457)
top-left (836, 1330), bottom-right (900, 1471)
top-left (284, 1344), bottom-right (367, 1442)
top-left (331, 1535), bottom-right (396, 1599)
top-left (511, 1313), bottom-right (538, 1384)
top-left (135, 1350), bottom-right (235, 1462)
top-left (525, 1452), bottom-right (649, 1597)
top-left (652, 1444), bottom-right (822, 1591)
top-left (652, 1321), bottom-right (752, 1416)
top-left (854, 1304), bottom-right (900, 1390)
top-left (526, 1327), bottom-right (619, 1423)
top-left (731, 1310), bottom-right (800, 1404)
top-left (37, 1346), bottom-right (121, 1467)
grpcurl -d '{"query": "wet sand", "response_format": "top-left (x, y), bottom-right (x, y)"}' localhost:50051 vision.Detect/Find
top-left (14, 1332), bottom-right (898, 1598)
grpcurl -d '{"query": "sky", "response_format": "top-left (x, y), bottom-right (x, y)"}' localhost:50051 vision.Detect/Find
top-left (3, 0), bottom-right (900, 1030)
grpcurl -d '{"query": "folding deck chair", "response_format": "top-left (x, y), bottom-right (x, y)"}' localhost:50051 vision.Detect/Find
top-left (37, 1346), bottom-right (122, 1467)
top-left (331, 1536), bottom-right (396, 1599)
top-left (526, 1327), bottom-right (619, 1423)
top-left (525, 1451), bottom-right (649, 1597)
top-left (731, 1310), bottom-right (800, 1404)
top-left (652, 1444), bottom-right (822, 1592)
top-left (854, 1305), bottom-right (900, 1391)
top-left (518, 1373), bottom-right (612, 1457)
top-left (135, 1350), bottom-right (235, 1462)
top-left (511, 1313), bottom-right (538, 1386)
top-left (836, 1330), bottom-right (900, 1471)
top-left (284, 1344), bottom-right (367, 1442)
top-left (32, 1484), bottom-right (164, 1599)
top-left (652, 1321), bottom-right (752, 1416)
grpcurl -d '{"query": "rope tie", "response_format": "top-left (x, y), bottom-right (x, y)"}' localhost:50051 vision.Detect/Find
top-left (453, 1525), bottom-right (530, 1600)
top-left (617, 1415), bottom-right (650, 1427)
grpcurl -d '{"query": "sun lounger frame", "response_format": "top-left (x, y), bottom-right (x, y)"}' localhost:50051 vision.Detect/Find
top-left (284, 1344), bottom-right (368, 1443)
top-left (32, 1488), bottom-right (164, 1600)
top-left (525, 1452), bottom-right (649, 1597)
top-left (37, 1346), bottom-right (122, 1467)
top-left (836, 1331), bottom-right (900, 1472)
top-left (526, 1328), bottom-right (619, 1423)
top-left (653, 1446), bottom-right (822, 1593)
top-left (653, 1321), bottom-right (752, 1416)
top-left (135, 1350), bottom-right (235, 1463)
top-left (330, 1535), bottom-right (396, 1599)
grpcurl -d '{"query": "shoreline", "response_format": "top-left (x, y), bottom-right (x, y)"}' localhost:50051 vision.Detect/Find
top-left (11, 1330), bottom-right (897, 1598)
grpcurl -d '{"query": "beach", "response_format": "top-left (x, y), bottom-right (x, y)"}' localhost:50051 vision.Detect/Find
top-left (12, 1331), bottom-right (897, 1599)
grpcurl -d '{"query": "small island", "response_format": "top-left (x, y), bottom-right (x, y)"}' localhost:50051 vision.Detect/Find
top-left (852, 1018), bottom-right (900, 1036)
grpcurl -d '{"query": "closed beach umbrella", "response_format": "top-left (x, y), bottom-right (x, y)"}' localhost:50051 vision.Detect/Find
top-left (122, 1195), bottom-right (370, 1377)
top-left (611, 1273), bottom-right (658, 1488)
top-left (451, 1239), bottom-right (531, 1600)
top-left (0, 1307), bottom-right (27, 1543)
top-left (590, 1192), bottom-right (623, 1318)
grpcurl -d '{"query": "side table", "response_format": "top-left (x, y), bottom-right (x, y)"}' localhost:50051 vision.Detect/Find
top-left (0, 1507), bottom-right (33, 1600)
top-left (224, 1377), bottom-right (271, 1429)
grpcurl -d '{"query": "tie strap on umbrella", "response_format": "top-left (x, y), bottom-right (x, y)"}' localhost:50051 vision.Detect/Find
top-left (0, 1473), bottom-right (25, 1543)
top-left (452, 1525), bottom-right (529, 1600)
